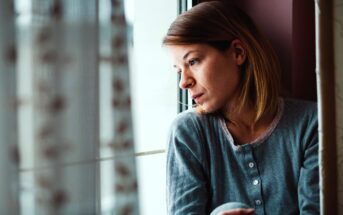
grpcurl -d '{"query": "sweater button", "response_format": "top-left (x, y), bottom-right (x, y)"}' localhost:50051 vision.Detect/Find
top-left (253, 179), bottom-right (259, 185)
top-left (255, 200), bottom-right (262, 205)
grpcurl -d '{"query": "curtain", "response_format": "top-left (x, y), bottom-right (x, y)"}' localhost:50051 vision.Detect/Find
top-left (0, 0), bottom-right (20, 214)
top-left (0, 0), bottom-right (139, 214)
top-left (315, 0), bottom-right (343, 214)
top-left (108, 0), bottom-right (139, 214)
top-left (31, 0), bottom-right (99, 214)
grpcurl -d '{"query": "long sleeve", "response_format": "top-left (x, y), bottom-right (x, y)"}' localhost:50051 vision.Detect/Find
top-left (298, 112), bottom-right (320, 214)
top-left (166, 113), bottom-right (210, 215)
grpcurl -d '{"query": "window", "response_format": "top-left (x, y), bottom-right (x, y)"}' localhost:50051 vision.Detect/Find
top-left (124, 0), bottom-right (178, 214)
top-left (15, 0), bottom-right (185, 214)
top-left (99, 0), bottom-right (179, 213)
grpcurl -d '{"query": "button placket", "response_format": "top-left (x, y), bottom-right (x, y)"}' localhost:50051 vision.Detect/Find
top-left (242, 145), bottom-right (264, 214)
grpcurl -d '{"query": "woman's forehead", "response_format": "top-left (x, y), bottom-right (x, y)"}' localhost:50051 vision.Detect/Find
top-left (168, 44), bottom-right (211, 55)
top-left (167, 44), bottom-right (210, 62)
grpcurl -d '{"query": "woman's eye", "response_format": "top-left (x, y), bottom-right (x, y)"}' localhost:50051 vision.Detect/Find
top-left (189, 59), bottom-right (199, 66)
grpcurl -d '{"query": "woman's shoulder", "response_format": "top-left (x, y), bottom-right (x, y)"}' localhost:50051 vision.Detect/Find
top-left (277, 98), bottom-right (318, 135)
top-left (167, 109), bottom-right (218, 159)
top-left (282, 98), bottom-right (317, 118)
top-left (170, 108), bottom-right (217, 132)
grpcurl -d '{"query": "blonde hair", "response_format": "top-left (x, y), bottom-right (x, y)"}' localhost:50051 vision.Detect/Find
top-left (163, 1), bottom-right (281, 122)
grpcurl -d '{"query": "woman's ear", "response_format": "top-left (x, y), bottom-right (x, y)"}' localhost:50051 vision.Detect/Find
top-left (230, 39), bottom-right (247, 66)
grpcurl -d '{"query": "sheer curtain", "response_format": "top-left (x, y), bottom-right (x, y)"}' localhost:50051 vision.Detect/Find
top-left (0, 0), bottom-right (139, 214)
top-left (0, 0), bottom-right (20, 214)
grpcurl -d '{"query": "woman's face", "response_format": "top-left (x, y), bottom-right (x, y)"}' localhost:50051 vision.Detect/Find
top-left (168, 40), bottom-right (246, 113)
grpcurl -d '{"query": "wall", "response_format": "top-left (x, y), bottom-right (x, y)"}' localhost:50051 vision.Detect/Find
top-left (200, 0), bottom-right (317, 101)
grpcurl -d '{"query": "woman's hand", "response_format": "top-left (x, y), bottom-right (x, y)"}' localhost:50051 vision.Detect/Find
top-left (218, 208), bottom-right (255, 215)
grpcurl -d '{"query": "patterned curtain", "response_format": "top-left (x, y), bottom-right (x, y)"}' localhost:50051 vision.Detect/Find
top-left (0, 0), bottom-right (20, 214)
top-left (108, 0), bottom-right (139, 214)
top-left (315, 0), bottom-right (343, 214)
top-left (0, 0), bottom-right (139, 214)
top-left (31, 0), bottom-right (99, 214)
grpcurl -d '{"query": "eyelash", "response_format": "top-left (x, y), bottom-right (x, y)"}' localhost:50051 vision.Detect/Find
top-left (188, 58), bottom-right (199, 66)
top-left (175, 58), bottom-right (200, 74)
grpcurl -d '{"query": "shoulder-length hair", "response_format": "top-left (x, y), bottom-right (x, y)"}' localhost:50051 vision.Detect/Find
top-left (163, 1), bottom-right (281, 122)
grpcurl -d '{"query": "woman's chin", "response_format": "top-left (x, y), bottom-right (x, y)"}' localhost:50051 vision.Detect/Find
top-left (195, 104), bottom-right (216, 114)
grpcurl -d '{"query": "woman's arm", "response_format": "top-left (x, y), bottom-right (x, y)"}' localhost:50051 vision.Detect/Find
top-left (298, 117), bottom-right (320, 214)
top-left (166, 114), bottom-right (210, 215)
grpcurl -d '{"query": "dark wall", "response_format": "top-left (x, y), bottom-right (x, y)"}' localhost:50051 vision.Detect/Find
top-left (198, 0), bottom-right (317, 101)
top-left (292, 0), bottom-right (316, 101)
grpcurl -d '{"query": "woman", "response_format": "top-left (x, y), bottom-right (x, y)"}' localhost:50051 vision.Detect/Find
top-left (163, 1), bottom-right (319, 215)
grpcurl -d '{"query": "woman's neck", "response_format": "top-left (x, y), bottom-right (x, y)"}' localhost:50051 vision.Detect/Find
top-left (221, 101), bottom-right (276, 144)
top-left (222, 101), bottom-right (257, 129)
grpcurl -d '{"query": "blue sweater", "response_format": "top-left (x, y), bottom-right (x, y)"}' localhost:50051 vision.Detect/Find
top-left (167, 98), bottom-right (319, 215)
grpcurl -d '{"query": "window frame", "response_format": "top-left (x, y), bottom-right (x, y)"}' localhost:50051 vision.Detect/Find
top-left (177, 0), bottom-right (199, 113)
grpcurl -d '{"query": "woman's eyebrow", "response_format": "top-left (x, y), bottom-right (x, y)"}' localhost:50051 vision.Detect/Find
top-left (173, 50), bottom-right (201, 67)
top-left (183, 50), bottom-right (199, 60)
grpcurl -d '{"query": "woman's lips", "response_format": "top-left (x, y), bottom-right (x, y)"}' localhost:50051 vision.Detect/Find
top-left (192, 93), bottom-right (204, 103)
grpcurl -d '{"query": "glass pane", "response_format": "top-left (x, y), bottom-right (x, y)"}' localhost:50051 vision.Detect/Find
top-left (136, 153), bottom-right (167, 215)
top-left (98, 0), bottom-right (176, 214)
top-left (131, 0), bottom-right (178, 152)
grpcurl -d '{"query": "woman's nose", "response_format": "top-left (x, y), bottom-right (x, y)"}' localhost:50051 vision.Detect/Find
top-left (179, 71), bottom-right (194, 89)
